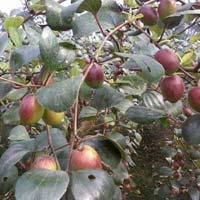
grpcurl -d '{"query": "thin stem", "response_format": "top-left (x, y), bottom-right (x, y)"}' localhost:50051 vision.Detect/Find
top-left (95, 21), bottom-right (129, 61)
top-left (0, 76), bottom-right (40, 88)
top-left (94, 14), bottom-right (106, 37)
top-left (46, 125), bottom-right (61, 170)
top-left (157, 25), bottom-right (166, 43)
top-left (131, 23), bottom-right (161, 49)
top-left (66, 61), bottom-right (95, 173)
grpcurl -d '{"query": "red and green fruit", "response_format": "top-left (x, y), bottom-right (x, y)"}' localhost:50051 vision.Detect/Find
top-left (31, 156), bottom-right (57, 171)
top-left (138, 5), bottom-right (158, 26)
top-left (70, 145), bottom-right (102, 170)
top-left (42, 109), bottom-right (64, 126)
top-left (188, 86), bottom-right (200, 112)
top-left (155, 48), bottom-right (180, 75)
top-left (84, 63), bottom-right (104, 89)
top-left (160, 75), bottom-right (184, 103)
top-left (158, 0), bottom-right (176, 20)
top-left (19, 93), bottom-right (44, 125)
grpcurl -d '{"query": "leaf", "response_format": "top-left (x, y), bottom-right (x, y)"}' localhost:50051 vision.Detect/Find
top-left (91, 85), bottom-right (124, 111)
top-left (72, 3), bottom-right (124, 37)
top-left (46, 0), bottom-right (73, 31)
top-left (79, 106), bottom-right (97, 119)
top-left (182, 114), bottom-right (200, 145)
top-left (170, 10), bottom-right (200, 17)
top-left (0, 166), bottom-right (18, 195)
top-left (8, 125), bottom-right (30, 141)
top-left (83, 136), bottom-right (123, 169)
top-left (114, 99), bottom-right (133, 114)
top-left (159, 166), bottom-right (173, 177)
top-left (78, 0), bottom-right (102, 14)
top-left (0, 144), bottom-right (30, 183)
top-left (125, 106), bottom-right (165, 124)
top-left (10, 45), bottom-right (40, 71)
top-left (36, 76), bottom-right (82, 112)
top-left (39, 27), bottom-right (60, 71)
top-left (189, 188), bottom-right (200, 200)
top-left (35, 128), bottom-right (67, 151)
top-left (15, 169), bottom-right (69, 200)
top-left (0, 78), bottom-right (12, 100)
top-left (2, 105), bottom-right (20, 125)
top-left (190, 34), bottom-right (200, 44)
top-left (0, 32), bottom-right (9, 56)
top-left (7, 88), bottom-right (28, 101)
top-left (3, 17), bottom-right (24, 47)
top-left (68, 169), bottom-right (122, 200)
top-left (117, 75), bottom-right (147, 96)
top-left (117, 53), bottom-right (165, 83)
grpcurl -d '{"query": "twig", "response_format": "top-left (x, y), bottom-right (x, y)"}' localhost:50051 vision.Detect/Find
top-left (0, 76), bottom-right (40, 88)
top-left (157, 25), bottom-right (166, 43)
top-left (46, 125), bottom-right (61, 170)
top-left (66, 61), bottom-right (95, 173)
top-left (131, 23), bottom-right (161, 49)
top-left (95, 21), bottom-right (129, 60)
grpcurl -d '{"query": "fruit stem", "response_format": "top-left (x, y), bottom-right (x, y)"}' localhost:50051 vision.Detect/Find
top-left (46, 125), bottom-right (61, 170)
top-left (95, 21), bottom-right (129, 61)
top-left (66, 61), bottom-right (95, 173)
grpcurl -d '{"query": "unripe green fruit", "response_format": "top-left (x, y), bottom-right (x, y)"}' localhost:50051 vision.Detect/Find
top-left (70, 145), bottom-right (102, 170)
top-left (158, 0), bottom-right (176, 20)
top-left (188, 87), bottom-right (200, 112)
top-left (42, 109), bottom-right (64, 126)
top-left (155, 48), bottom-right (180, 75)
top-left (19, 93), bottom-right (44, 125)
top-left (84, 63), bottom-right (104, 89)
top-left (160, 75), bottom-right (184, 103)
top-left (138, 5), bottom-right (158, 26)
top-left (32, 156), bottom-right (57, 171)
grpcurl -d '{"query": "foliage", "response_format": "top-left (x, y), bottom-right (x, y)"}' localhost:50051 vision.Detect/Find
top-left (0, 0), bottom-right (200, 199)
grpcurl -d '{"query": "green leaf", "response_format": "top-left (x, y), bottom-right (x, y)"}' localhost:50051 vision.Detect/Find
top-left (190, 34), bottom-right (200, 44)
top-left (36, 76), bottom-right (82, 112)
top-left (0, 166), bottom-right (18, 195)
top-left (182, 114), bottom-right (200, 145)
top-left (3, 17), bottom-right (24, 47)
top-left (3, 17), bottom-right (24, 31)
top-left (39, 27), bottom-right (60, 70)
top-left (68, 169), bottom-right (122, 200)
top-left (35, 128), bottom-right (67, 151)
top-left (117, 75), bottom-right (147, 96)
top-left (6, 88), bottom-right (28, 101)
top-left (114, 99), bottom-right (133, 113)
top-left (0, 32), bottom-right (9, 56)
top-left (46, 0), bottom-right (72, 31)
top-left (72, 3), bottom-right (124, 37)
top-left (78, 0), bottom-right (102, 14)
top-left (0, 78), bottom-right (12, 100)
top-left (8, 125), bottom-right (30, 141)
top-left (15, 169), bottom-right (69, 200)
top-left (117, 53), bottom-right (165, 83)
top-left (79, 106), bottom-right (97, 119)
top-left (10, 45), bottom-right (40, 71)
top-left (83, 136), bottom-right (123, 169)
top-left (170, 10), bottom-right (200, 17)
top-left (0, 144), bottom-right (30, 183)
top-left (91, 85), bottom-right (124, 111)
top-left (2, 105), bottom-right (20, 125)
top-left (125, 106), bottom-right (165, 124)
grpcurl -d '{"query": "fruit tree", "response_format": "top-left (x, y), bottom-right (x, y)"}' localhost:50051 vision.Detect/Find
top-left (0, 0), bottom-right (200, 199)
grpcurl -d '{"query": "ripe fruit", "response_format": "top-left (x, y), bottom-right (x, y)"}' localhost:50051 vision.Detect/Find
top-left (188, 87), bottom-right (200, 112)
top-left (19, 93), bottom-right (44, 125)
top-left (183, 107), bottom-right (193, 117)
top-left (70, 145), bottom-right (102, 170)
top-left (160, 75), bottom-right (184, 103)
top-left (138, 5), bottom-right (158, 26)
top-left (84, 63), bottom-right (104, 89)
top-left (32, 156), bottom-right (57, 171)
top-left (158, 0), bottom-right (176, 20)
top-left (155, 48), bottom-right (180, 75)
top-left (42, 109), bottom-right (64, 126)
